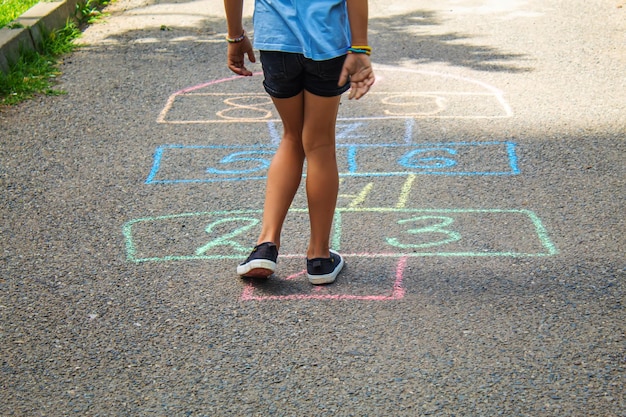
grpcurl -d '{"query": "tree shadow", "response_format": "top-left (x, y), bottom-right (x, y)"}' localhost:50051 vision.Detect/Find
top-left (95, 6), bottom-right (532, 73)
top-left (369, 10), bottom-right (532, 72)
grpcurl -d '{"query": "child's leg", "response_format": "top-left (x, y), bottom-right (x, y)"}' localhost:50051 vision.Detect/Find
top-left (255, 92), bottom-right (306, 249)
top-left (302, 91), bottom-right (342, 259)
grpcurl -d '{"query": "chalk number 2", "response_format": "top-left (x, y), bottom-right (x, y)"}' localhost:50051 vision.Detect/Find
top-left (386, 216), bottom-right (461, 249)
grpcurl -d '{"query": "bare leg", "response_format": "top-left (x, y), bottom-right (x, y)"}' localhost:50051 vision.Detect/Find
top-left (255, 92), bottom-right (305, 249)
top-left (302, 91), bottom-right (342, 259)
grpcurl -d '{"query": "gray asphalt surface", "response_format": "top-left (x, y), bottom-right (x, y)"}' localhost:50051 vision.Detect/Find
top-left (1, 0), bottom-right (625, 415)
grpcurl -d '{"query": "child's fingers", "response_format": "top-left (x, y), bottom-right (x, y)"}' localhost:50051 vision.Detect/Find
top-left (349, 82), bottom-right (368, 100)
top-left (340, 54), bottom-right (374, 98)
top-left (338, 66), bottom-right (349, 87)
top-left (247, 49), bottom-right (257, 63)
top-left (348, 68), bottom-right (375, 99)
top-left (226, 41), bottom-right (255, 76)
top-left (228, 58), bottom-right (252, 76)
top-left (235, 66), bottom-right (253, 76)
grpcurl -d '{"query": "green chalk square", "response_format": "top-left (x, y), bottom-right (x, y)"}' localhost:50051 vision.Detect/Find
top-left (123, 208), bottom-right (556, 264)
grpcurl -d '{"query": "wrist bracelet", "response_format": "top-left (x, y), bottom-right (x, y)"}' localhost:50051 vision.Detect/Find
top-left (226, 31), bottom-right (246, 43)
top-left (348, 45), bottom-right (372, 56)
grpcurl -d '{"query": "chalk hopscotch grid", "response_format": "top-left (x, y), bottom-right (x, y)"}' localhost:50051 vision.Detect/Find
top-left (159, 92), bottom-right (512, 124)
top-left (122, 208), bottom-right (557, 264)
top-left (133, 69), bottom-right (553, 301)
top-left (145, 141), bottom-right (520, 184)
top-left (156, 68), bottom-right (514, 124)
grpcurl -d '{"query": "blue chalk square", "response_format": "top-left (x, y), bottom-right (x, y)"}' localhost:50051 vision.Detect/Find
top-left (146, 141), bottom-right (519, 184)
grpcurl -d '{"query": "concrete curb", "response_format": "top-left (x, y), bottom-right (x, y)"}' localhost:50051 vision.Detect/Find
top-left (0, 0), bottom-right (81, 74)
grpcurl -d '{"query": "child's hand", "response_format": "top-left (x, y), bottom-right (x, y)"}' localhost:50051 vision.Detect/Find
top-left (339, 53), bottom-right (375, 100)
top-left (227, 36), bottom-right (256, 76)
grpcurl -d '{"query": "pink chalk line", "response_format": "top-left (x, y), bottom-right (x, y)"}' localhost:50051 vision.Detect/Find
top-left (240, 256), bottom-right (407, 301)
top-left (157, 73), bottom-right (264, 123)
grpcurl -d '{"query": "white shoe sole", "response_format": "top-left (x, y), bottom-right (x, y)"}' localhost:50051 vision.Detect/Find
top-left (307, 250), bottom-right (344, 285)
top-left (237, 259), bottom-right (276, 277)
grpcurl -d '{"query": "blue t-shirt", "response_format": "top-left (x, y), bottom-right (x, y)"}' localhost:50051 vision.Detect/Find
top-left (253, 0), bottom-right (351, 60)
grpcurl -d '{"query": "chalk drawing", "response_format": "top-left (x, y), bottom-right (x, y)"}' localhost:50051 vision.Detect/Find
top-left (122, 208), bottom-right (557, 264)
top-left (145, 141), bottom-right (519, 184)
top-left (205, 150), bottom-right (275, 175)
top-left (395, 175), bottom-right (417, 209)
top-left (336, 176), bottom-right (419, 210)
top-left (194, 217), bottom-right (258, 256)
top-left (215, 95), bottom-right (274, 120)
top-left (386, 216), bottom-right (462, 249)
top-left (124, 62), bottom-right (559, 304)
top-left (157, 65), bottom-right (513, 124)
top-left (240, 256), bottom-right (407, 301)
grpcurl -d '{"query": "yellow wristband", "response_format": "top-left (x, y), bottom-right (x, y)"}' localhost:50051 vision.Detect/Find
top-left (347, 47), bottom-right (371, 56)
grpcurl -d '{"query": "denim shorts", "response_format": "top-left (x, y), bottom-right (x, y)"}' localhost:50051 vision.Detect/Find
top-left (260, 51), bottom-right (350, 99)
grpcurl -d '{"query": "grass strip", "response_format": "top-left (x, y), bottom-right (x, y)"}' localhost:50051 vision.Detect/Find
top-left (0, 0), bottom-right (43, 28)
top-left (0, 0), bottom-right (110, 106)
top-left (0, 22), bottom-right (81, 105)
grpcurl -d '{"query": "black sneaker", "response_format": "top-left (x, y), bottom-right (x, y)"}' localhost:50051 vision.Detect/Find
top-left (237, 242), bottom-right (278, 278)
top-left (307, 250), bottom-right (344, 285)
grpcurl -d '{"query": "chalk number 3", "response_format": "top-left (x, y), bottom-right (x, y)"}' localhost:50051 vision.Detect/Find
top-left (386, 216), bottom-right (461, 249)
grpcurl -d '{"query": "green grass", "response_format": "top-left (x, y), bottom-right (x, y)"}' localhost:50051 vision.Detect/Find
top-left (0, 22), bottom-right (82, 105)
top-left (0, 0), bottom-right (44, 28)
top-left (0, 0), bottom-right (111, 106)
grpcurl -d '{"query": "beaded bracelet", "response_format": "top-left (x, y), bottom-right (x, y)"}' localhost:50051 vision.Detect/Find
top-left (347, 45), bottom-right (372, 56)
top-left (226, 31), bottom-right (246, 43)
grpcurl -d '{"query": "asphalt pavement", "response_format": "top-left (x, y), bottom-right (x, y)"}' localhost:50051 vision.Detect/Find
top-left (1, 0), bottom-right (625, 415)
